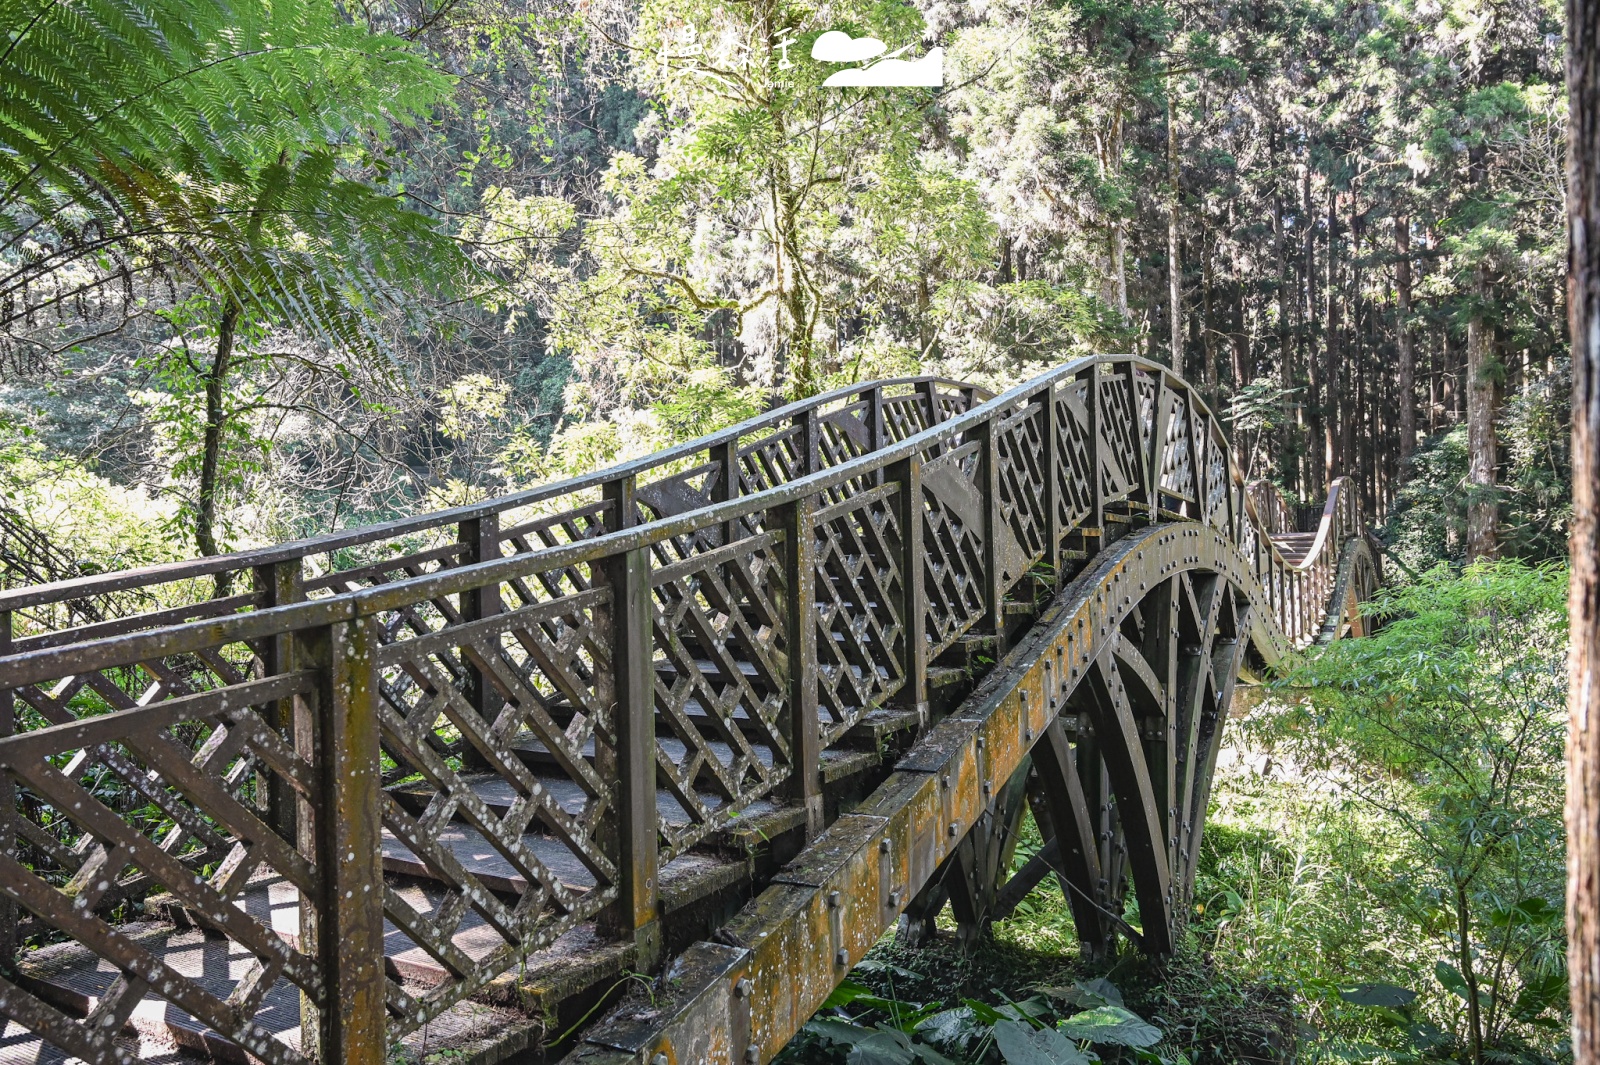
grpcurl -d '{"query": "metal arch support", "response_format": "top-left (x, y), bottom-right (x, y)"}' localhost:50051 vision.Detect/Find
top-left (567, 522), bottom-right (1315, 1065)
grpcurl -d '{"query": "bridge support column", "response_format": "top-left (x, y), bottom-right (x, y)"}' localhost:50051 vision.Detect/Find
top-left (974, 418), bottom-right (1006, 651)
top-left (301, 616), bottom-right (387, 1065)
top-left (0, 610), bottom-right (13, 971)
top-left (457, 514), bottom-right (503, 772)
top-left (1040, 381), bottom-right (1063, 585)
top-left (254, 558), bottom-right (304, 844)
top-left (600, 477), bottom-right (662, 970)
top-left (888, 455), bottom-right (927, 724)
top-left (779, 494), bottom-right (823, 835)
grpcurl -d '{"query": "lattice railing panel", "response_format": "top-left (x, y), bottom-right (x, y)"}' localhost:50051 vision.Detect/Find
top-left (1055, 380), bottom-right (1097, 530)
top-left (813, 485), bottom-right (907, 747)
top-left (1158, 386), bottom-right (1197, 506)
top-left (881, 393), bottom-right (933, 442)
top-left (373, 586), bottom-right (617, 1036)
top-left (740, 425), bottom-right (806, 496)
top-left (650, 531), bottom-right (789, 859)
top-left (994, 400), bottom-right (1050, 587)
top-left (921, 442), bottom-right (988, 659)
top-left (0, 669), bottom-right (322, 1065)
top-left (1097, 372), bottom-right (1141, 502)
top-left (1203, 426), bottom-right (1229, 527)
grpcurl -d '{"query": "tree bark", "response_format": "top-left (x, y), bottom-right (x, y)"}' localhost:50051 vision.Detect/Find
top-left (1396, 215), bottom-right (1417, 472)
top-left (1457, 880), bottom-right (1486, 1065)
top-left (1323, 188), bottom-right (1341, 486)
top-left (196, 301), bottom-right (239, 562)
top-left (1566, 0), bottom-right (1600, 1050)
top-left (1167, 83), bottom-right (1184, 378)
top-left (1465, 262), bottom-right (1498, 561)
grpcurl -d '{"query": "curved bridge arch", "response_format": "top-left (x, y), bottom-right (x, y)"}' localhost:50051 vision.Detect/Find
top-left (0, 357), bottom-right (1377, 1065)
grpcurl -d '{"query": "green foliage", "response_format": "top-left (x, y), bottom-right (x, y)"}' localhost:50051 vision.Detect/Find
top-left (1, 0), bottom-right (479, 356)
top-left (1249, 561), bottom-right (1569, 1061)
top-left (780, 971), bottom-right (1177, 1065)
top-left (1384, 362), bottom-right (1572, 572)
top-left (0, 416), bottom-right (178, 578)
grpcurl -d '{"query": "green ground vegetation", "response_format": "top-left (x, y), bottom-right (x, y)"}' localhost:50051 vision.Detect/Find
top-left (778, 562), bottom-right (1569, 1065)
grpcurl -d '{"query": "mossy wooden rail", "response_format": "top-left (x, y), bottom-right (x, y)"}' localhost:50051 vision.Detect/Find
top-left (0, 356), bottom-right (1379, 1064)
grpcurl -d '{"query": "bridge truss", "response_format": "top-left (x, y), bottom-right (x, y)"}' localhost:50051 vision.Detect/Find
top-left (0, 356), bottom-right (1378, 1064)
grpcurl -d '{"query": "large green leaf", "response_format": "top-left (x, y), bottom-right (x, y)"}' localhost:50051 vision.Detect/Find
top-left (915, 1007), bottom-right (988, 1055)
top-left (1057, 1006), bottom-right (1163, 1048)
top-left (1338, 983), bottom-right (1417, 1008)
top-left (991, 1019), bottom-right (1092, 1065)
top-left (1043, 978), bottom-right (1124, 1009)
top-left (1434, 960), bottom-right (1471, 1001)
top-left (845, 1031), bottom-right (915, 1065)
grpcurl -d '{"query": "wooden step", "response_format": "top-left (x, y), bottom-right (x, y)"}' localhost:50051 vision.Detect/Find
top-left (8, 915), bottom-right (540, 1065)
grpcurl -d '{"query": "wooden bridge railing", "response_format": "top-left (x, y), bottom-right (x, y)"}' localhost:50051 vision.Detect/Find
top-left (0, 355), bottom-right (1361, 1065)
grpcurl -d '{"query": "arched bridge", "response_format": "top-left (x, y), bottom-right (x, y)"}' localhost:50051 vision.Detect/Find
top-left (0, 357), bottom-right (1380, 1065)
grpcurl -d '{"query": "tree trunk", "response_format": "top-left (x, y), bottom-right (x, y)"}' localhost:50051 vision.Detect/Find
top-left (1203, 234), bottom-right (1216, 395)
top-left (1396, 215), bottom-right (1417, 473)
top-left (1323, 188), bottom-right (1340, 486)
top-left (196, 301), bottom-right (239, 563)
top-left (1465, 263), bottom-right (1498, 560)
top-left (1456, 880), bottom-right (1486, 1065)
top-left (1566, 0), bottom-right (1600, 1050)
top-left (1167, 83), bottom-right (1184, 378)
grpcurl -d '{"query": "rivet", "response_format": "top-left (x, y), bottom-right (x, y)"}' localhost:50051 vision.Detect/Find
top-left (835, 949), bottom-right (849, 966)
top-left (879, 838), bottom-right (890, 854)
top-left (828, 890), bottom-right (841, 909)
top-left (949, 823), bottom-right (960, 837)
top-left (746, 1048), bottom-right (760, 1064)
top-left (735, 978), bottom-right (752, 998)
top-left (653, 1056), bottom-right (669, 1065)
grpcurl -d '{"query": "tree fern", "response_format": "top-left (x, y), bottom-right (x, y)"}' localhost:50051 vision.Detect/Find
top-left (0, 0), bottom-right (480, 366)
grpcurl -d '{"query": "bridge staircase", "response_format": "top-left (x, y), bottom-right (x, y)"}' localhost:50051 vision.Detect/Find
top-left (0, 357), bottom-right (1380, 1064)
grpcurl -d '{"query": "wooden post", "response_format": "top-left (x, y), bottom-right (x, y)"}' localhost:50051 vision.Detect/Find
top-left (975, 416), bottom-right (1005, 645)
top-left (867, 386), bottom-right (886, 452)
top-left (456, 515), bottom-right (502, 772)
top-left (0, 610), bottom-right (14, 970)
top-left (794, 408), bottom-right (820, 478)
top-left (1039, 381), bottom-right (1062, 586)
top-left (888, 454), bottom-right (927, 724)
top-left (917, 380), bottom-right (942, 431)
top-left (867, 386), bottom-right (886, 487)
top-left (604, 544), bottom-right (662, 968)
top-left (778, 495), bottom-right (822, 834)
top-left (300, 616), bottom-right (387, 1065)
top-left (710, 438), bottom-right (739, 545)
top-left (598, 476), bottom-right (661, 967)
top-left (253, 559), bottom-right (304, 843)
top-left (1087, 367), bottom-right (1105, 538)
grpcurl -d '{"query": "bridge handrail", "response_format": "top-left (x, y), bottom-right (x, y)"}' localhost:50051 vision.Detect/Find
top-left (0, 355), bottom-right (1351, 687)
top-left (0, 374), bottom-right (985, 626)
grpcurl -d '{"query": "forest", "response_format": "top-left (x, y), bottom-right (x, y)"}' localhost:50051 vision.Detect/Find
top-left (0, 0), bottom-right (1590, 1062)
